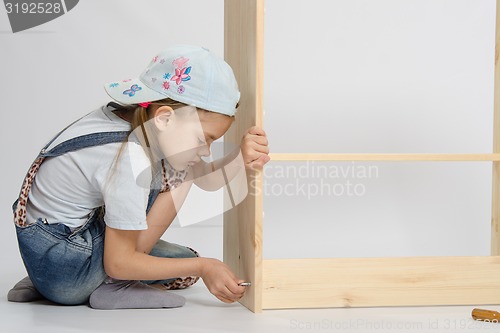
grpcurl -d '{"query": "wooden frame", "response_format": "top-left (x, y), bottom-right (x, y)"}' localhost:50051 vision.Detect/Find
top-left (223, 0), bottom-right (500, 312)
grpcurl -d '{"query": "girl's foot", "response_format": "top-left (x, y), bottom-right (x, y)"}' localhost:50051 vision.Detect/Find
top-left (7, 276), bottom-right (45, 302)
top-left (89, 278), bottom-right (185, 310)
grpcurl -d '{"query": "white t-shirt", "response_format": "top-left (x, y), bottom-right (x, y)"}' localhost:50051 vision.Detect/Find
top-left (26, 105), bottom-right (152, 230)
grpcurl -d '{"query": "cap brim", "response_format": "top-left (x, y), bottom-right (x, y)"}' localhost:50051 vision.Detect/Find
top-left (104, 78), bottom-right (167, 105)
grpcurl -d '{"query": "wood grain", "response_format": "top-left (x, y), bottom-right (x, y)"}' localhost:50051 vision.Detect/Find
top-left (223, 0), bottom-right (265, 313)
top-left (270, 153), bottom-right (500, 161)
top-left (263, 257), bottom-right (500, 309)
top-left (491, 0), bottom-right (500, 256)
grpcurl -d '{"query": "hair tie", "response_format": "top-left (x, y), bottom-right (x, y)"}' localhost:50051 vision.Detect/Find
top-left (138, 102), bottom-right (151, 108)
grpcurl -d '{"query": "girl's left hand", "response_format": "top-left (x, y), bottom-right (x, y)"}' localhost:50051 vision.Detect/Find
top-left (241, 126), bottom-right (270, 170)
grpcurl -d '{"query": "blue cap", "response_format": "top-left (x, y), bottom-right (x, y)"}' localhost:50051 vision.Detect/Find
top-left (104, 45), bottom-right (240, 116)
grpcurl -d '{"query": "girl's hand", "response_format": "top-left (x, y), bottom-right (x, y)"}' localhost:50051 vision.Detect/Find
top-left (241, 126), bottom-right (270, 170)
top-left (200, 258), bottom-right (246, 303)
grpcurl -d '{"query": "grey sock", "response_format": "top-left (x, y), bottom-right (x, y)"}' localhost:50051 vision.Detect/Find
top-left (89, 278), bottom-right (186, 310)
top-left (7, 276), bottom-right (45, 302)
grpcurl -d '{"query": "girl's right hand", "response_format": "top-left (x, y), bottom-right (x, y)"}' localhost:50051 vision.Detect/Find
top-left (199, 258), bottom-right (246, 303)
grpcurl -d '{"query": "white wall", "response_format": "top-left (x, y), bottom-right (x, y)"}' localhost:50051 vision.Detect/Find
top-left (0, 0), bottom-right (496, 281)
top-left (263, 0), bottom-right (496, 258)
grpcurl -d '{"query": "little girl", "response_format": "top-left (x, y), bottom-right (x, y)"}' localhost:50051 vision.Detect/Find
top-left (8, 45), bottom-right (270, 309)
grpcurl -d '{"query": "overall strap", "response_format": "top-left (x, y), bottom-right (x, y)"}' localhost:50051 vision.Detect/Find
top-left (41, 131), bottom-right (130, 157)
top-left (39, 111), bottom-right (93, 154)
top-left (13, 130), bottom-right (130, 227)
top-left (13, 112), bottom-right (188, 227)
top-left (38, 103), bottom-right (128, 156)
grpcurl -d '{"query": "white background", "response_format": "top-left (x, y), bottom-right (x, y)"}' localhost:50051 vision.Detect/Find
top-left (262, 0), bottom-right (496, 258)
top-left (0, 0), bottom-right (496, 276)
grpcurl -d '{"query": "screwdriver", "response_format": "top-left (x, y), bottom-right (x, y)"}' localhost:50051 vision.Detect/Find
top-left (471, 308), bottom-right (500, 322)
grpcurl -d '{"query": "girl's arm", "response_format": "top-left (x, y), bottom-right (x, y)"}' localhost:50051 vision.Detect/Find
top-left (103, 182), bottom-right (246, 303)
top-left (191, 147), bottom-right (242, 191)
top-left (104, 227), bottom-right (202, 280)
top-left (240, 126), bottom-right (270, 170)
top-left (192, 126), bottom-right (270, 191)
top-left (104, 227), bottom-right (246, 303)
top-left (136, 181), bottom-right (192, 254)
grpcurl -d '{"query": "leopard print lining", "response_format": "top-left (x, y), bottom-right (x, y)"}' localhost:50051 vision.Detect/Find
top-left (163, 276), bottom-right (200, 290)
top-left (13, 157), bottom-right (45, 227)
top-left (159, 159), bottom-right (188, 193)
top-left (162, 247), bottom-right (200, 290)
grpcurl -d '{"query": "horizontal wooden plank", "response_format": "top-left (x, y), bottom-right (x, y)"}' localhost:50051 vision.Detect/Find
top-left (269, 153), bottom-right (500, 161)
top-left (262, 256), bottom-right (500, 309)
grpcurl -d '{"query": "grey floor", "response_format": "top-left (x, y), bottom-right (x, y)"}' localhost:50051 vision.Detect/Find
top-left (1, 225), bottom-right (499, 333)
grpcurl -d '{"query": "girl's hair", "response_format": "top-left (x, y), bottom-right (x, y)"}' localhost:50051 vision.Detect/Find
top-left (107, 98), bottom-right (188, 188)
top-left (111, 97), bottom-right (186, 133)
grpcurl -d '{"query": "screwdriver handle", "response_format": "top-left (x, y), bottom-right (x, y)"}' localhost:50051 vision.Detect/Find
top-left (472, 308), bottom-right (500, 322)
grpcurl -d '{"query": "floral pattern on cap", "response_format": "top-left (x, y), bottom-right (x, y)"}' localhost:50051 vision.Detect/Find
top-left (105, 45), bottom-right (239, 116)
top-left (171, 66), bottom-right (191, 85)
top-left (147, 57), bottom-right (193, 94)
top-left (170, 57), bottom-right (192, 86)
top-left (172, 57), bottom-right (189, 68)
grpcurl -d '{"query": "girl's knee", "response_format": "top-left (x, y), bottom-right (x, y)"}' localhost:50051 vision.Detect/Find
top-left (185, 246), bottom-right (199, 258)
top-left (150, 240), bottom-right (199, 259)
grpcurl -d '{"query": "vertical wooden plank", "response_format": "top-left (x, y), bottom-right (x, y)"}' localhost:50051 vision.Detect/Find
top-left (492, 0), bottom-right (500, 256)
top-left (223, 0), bottom-right (264, 312)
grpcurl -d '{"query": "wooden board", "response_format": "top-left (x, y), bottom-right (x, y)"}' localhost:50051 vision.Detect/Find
top-left (224, 0), bottom-right (500, 312)
top-left (263, 256), bottom-right (500, 309)
top-left (223, 0), bottom-right (265, 313)
top-left (492, 0), bottom-right (500, 256)
top-left (270, 153), bottom-right (500, 162)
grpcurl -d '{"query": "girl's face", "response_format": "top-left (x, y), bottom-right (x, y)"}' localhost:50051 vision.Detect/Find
top-left (154, 105), bottom-right (234, 170)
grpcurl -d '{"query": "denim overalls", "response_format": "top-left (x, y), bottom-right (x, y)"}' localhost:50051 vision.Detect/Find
top-left (12, 111), bottom-right (198, 305)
